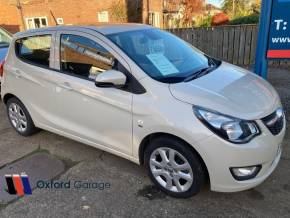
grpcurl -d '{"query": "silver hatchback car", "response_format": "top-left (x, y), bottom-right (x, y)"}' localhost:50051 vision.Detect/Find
top-left (1, 24), bottom-right (286, 198)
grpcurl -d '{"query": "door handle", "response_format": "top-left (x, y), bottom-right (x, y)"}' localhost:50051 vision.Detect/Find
top-left (58, 82), bottom-right (73, 90)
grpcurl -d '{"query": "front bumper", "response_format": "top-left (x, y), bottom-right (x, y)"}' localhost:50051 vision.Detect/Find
top-left (197, 118), bottom-right (286, 192)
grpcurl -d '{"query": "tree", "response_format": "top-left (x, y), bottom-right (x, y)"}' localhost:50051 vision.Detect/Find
top-left (182, 0), bottom-right (204, 27)
top-left (222, 0), bottom-right (251, 18)
top-left (196, 15), bottom-right (212, 27)
top-left (109, 0), bottom-right (128, 23)
top-left (251, 0), bottom-right (261, 14)
top-left (222, 0), bottom-right (261, 18)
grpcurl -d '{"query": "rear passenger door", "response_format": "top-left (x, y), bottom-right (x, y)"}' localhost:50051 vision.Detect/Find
top-left (54, 30), bottom-right (133, 155)
top-left (12, 32), bottom-right (61, 129)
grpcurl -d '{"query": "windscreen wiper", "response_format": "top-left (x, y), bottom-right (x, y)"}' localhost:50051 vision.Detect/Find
top-left (183, 66), bottom-right (216, 82)
top-left (158, 76), bottom-right (185, 83)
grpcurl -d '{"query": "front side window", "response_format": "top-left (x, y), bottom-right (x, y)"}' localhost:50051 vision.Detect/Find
top-left (15, 35), bottom-right (52, 67)
top-left (60, 34), bottom-right (121, 80)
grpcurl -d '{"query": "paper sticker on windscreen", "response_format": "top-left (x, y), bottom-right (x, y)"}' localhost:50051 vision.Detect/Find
top-left (146, 53), bottom-right (179, 76)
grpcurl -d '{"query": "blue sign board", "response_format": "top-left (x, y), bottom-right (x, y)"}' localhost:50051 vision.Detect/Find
top-left (254, 0), bottom-right (290, 78)
top-left (267, 0), bottom-right (290, 58)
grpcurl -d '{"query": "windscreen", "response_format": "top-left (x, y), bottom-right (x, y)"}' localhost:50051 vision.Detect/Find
top-left (108, 29), bottom-right (213, 83)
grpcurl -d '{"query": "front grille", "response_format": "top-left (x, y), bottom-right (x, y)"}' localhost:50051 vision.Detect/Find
top-left (262, 108), bottom-right (284, 135)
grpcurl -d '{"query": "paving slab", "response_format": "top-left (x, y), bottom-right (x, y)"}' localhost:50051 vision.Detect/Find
top-left (0, 102), bottom-right (41, 168)
top-left (0, 152), bottom-right (65, 204)
top-left (0, 130), bottom-right (40, 168)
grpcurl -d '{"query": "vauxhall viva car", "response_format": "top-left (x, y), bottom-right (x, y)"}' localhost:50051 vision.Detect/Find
top-left (0, 24), bottom-right (286, 198)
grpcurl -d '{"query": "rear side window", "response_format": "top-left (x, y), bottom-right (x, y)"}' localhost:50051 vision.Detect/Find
top-left (15, 35), bottom-right (52, 67)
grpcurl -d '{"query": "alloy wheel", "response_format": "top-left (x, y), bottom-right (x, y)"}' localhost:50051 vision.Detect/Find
top-left (149, 147), bottom-right (193, 193)
top-left (8, 103), bottom-right (28, 133)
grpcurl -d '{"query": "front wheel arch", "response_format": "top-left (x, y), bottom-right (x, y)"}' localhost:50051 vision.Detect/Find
top-left (139, 132), bottom-right (209, 182)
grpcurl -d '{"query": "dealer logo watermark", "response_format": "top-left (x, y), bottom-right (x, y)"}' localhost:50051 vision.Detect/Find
top-left (5, 173), bottom-right (32, 196)
top-left (4, 173), bottom-right (111, 195)
top-left (36, 180), bottom-right (111, 190)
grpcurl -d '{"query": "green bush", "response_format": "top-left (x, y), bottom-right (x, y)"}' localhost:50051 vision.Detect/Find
top-left (196, 15), bottom-right (212, 27)
top-left (229, 14), bottom-right (260, 25)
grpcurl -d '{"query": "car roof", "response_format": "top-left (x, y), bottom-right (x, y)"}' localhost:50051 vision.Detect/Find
top-left (14, 23), bottom-right (153, 38)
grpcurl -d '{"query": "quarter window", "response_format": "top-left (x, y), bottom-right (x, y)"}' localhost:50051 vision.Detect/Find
top-left (15, 35), bottom-right (52, 67)
top-left (60, 34), bottom-right (121, 80)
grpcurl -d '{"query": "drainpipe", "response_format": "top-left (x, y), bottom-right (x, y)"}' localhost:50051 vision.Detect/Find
top-left (16, 0), bottom-right (26, 30)
top-left (147, 0), bottom-right (150, 24)
top-left (49, 9), bottom-right (58, 25)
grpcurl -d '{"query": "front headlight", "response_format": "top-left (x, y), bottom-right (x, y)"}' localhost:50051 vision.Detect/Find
top-left (194, 107), bottom-right (260, 144)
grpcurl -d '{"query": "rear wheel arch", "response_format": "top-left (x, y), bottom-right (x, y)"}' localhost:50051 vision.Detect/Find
top-left (138, 132), bottom-right (209, 181)
top-left (3, 93), bottom-right (17, 104)
top-left (5, 96), bottom-right (39, 136)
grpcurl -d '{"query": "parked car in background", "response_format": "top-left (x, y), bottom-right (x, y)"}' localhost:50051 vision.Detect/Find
top-left (0, 27), bottom-right (12, 85)
top-left (1, 25), bottom-right (286, 198)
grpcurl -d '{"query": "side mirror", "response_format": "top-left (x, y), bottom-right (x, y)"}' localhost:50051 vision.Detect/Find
top-left (95, 70), bottom-right (127, 88)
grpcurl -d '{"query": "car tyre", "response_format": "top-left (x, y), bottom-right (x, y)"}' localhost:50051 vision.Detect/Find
top-left (6, 97), bottom-right (39, 136)
top-left (145, 136), bottom-right (205, 198)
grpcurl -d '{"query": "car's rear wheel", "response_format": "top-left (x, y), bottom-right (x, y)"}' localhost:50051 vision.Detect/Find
top-left (144, 137), bottom-right (205, 198)
top-left (6, 97), bottom-right (39, 136)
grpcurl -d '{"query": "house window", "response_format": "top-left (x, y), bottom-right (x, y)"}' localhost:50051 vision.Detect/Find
top-left (149, 12), bottom-right (160, 28)
top-left (26, 17), bottom-right (48, 29)
top-left (98, 11), bottom-right (109, 22)
top-left (56, 18), bottom-right (64, 25)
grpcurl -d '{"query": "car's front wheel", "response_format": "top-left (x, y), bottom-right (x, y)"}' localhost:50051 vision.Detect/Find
top-left (6, 97), bottom-right (39, 136)
top-left (145, 137), bottom-right (205, 198)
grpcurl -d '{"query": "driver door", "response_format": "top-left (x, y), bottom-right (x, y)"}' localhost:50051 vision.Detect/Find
top-left (54, 30), bottom-right (133, 155)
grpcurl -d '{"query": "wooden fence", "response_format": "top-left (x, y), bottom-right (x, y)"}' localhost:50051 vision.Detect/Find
top-left (167, 25), bottom-right (290, 68)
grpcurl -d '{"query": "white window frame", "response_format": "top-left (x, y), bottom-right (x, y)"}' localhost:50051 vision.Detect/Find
top-left (97, 11), bottom-right (109, 22)
top-left (56, 18), bottom-right (64, 25)
top-left (26, 17), bottom-right (48, 29)
top-left (149, 12), bottom-right (160, 28)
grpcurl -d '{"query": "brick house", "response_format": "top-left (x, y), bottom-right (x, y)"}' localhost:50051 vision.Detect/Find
top-left (0, 0), bottom-right (204, 33)
top-left (0, 0), bottom-right (146, 33)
